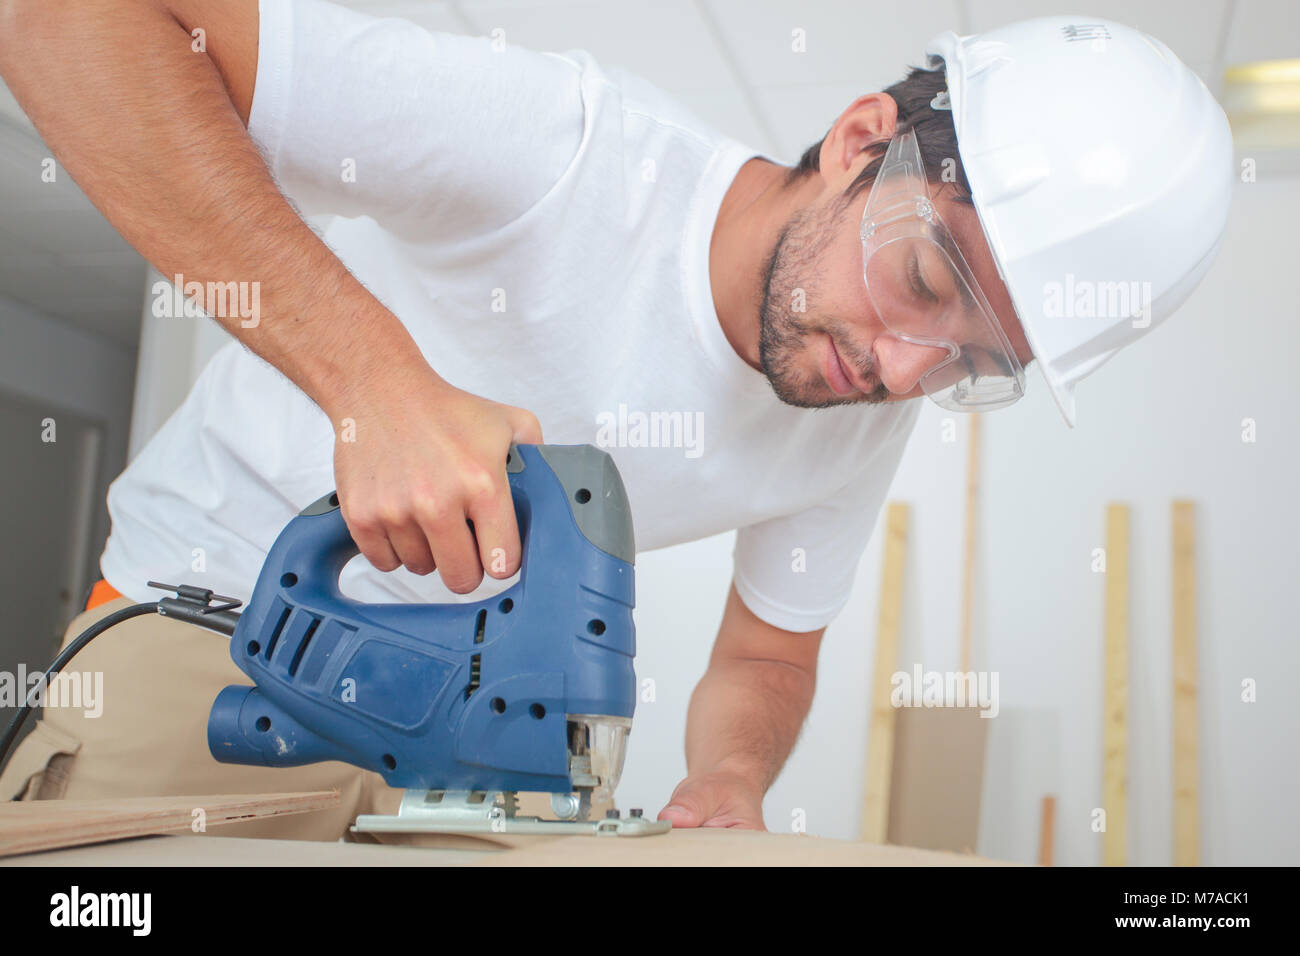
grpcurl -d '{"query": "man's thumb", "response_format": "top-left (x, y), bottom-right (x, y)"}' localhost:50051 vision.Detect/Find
top-left (657, 789), bottom-right (708, 828)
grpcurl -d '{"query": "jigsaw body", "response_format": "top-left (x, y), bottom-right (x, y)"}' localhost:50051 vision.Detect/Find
top-left (207, 444), bottom-right (666, 835)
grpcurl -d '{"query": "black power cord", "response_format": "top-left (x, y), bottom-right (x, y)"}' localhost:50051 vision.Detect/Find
top-left (0, 601), bottom-right (159, 771)
top-left (0, 582), bottom-right (242, 775)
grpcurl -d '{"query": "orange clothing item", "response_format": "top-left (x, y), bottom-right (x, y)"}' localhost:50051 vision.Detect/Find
top-left (85, 579), bottom-right (123, 611)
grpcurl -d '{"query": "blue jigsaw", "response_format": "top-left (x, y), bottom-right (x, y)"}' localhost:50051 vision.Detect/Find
top-left (205, 443), bottom-right (668, 835)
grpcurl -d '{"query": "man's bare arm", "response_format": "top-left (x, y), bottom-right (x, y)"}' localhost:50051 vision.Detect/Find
top-left (658, 582), bottom-right (823, 829)
top-left (0, 0), bottom-right (541, 589)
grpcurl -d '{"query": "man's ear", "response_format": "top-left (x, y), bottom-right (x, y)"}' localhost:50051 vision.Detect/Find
top-left (817, 93), bottom-right (898, 190)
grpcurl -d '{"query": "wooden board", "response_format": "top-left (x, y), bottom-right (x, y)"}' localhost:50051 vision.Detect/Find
top-left (886, 707), bottom-right (989, 854)
top-left (1172, 501), bottom-right (1199, 866)
top-left (1103, 503), bottom-right (1129, 866)
top-left (1038, 795), bottom-right (1056, 867)
top-left (860, 501), bottom-right (909, 843)
top-left (960, 414), bottom-right (982, 674)
top-left (0, 791), bottom-right (340, 857)
top-left (0, 828), bottom-right (1016, 868)
top-left (881, 415), bottom-right (989, 854)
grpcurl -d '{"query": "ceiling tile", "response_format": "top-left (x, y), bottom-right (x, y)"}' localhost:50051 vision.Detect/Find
top-left (0, 253), bottom-right (115, 304)
top-left (0, 203), bottom-right (133, 257)
top-left (0, 79), bottom-right (32, 131)
top-left (754, 83), bottom-right (869, 164)
top-left (0, 252), bottom-right (139, 347)
top-left (703, 0), bottom-right (962, 90)
top-left (0, 253), bottom-right (68, 304)
top-left (51, 309), bottom-right (142, 349)
top-left (449, 0), bottom-right (735, 91)
top-left (58, 251), bottom-right (148, 296)
top-left (0, 117), bottom-right (144, 349)
top-left (677, 88), bottom-right (779, 155)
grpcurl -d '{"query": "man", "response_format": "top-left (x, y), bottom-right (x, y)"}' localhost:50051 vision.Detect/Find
top-left (0, 1), bottom-right (1230, 836)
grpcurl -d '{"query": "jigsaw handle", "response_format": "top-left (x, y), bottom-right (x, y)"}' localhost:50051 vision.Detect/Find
top-left (279, 443), bottom-right (634, 603)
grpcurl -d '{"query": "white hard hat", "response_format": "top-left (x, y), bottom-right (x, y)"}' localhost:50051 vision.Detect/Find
top-left (924, 16), bottom-right (1234, 426)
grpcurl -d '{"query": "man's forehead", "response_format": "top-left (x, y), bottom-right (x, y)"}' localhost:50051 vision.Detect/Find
top-left (932, 192), bottom-right (1035, 365)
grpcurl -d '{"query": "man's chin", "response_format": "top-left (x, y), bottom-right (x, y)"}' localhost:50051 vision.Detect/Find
top-left (765, 375), bottom-right (892, 410)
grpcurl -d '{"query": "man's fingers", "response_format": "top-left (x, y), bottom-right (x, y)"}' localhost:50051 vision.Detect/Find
top-left (416, 507), bottom-right (483, 594)
top-left (656, 804), bottom-right (702, 828)
top-left (333, 386), bottom-right (543, 583)
top-left (657, 787), bottom-right (711, 828)
top-left (657, 775), bottom-right (766, 829)
top-left (385, 519), bottom-right (437, 576)
top-left (506, 407), bottom-right (544, 446)
top-left (340, 502), bottom-right (404, 573)
top-left (467, 476), bottom-right (522, 579)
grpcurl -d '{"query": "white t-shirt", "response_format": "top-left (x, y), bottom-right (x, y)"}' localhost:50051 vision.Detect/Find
top-left (99, 0), bottom-right (920, 633)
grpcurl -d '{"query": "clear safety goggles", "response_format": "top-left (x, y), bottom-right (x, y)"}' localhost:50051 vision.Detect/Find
top-left (859, 129), bottom-right (1026, 411)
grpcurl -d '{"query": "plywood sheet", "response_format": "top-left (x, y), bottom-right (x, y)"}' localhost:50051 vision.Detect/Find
top-left (860, 501), bottom-right (908, 842)
top-left (0, 791), bottom-right (340, 857)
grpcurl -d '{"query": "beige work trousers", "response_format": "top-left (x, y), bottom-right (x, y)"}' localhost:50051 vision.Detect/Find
top-left (0, 597), bottom-right (401, 841)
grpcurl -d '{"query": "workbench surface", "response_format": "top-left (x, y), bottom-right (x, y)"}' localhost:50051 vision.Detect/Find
top-left (2, 828), bottom-right (1008, 866)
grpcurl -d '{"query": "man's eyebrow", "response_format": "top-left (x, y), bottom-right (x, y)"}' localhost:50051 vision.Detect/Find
top-left (939, 239), bottom-right (1023, 372)
top-left (942, 254), bottom-right (977, 311)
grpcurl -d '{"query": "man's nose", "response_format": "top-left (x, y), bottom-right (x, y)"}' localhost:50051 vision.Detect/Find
top-left (873, 335), bottom-right (948, 396)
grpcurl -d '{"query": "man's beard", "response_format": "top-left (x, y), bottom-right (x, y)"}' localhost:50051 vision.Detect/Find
top-left (757, 199), bottom-right (890, 409)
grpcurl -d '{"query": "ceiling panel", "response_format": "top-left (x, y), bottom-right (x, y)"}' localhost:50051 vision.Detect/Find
top-left (704, 0), bottom-right (963, 91)
top-left (0, 202), bottom-right (136, 257)
top-left (0, 81), bottom-right (28, 131)
top-left (0, 251), bottom-right (140, 335)
top-left (678, 88), bottom-right (780, 155)
top-left (60, 251), bottom-right (149, 297)
top-left (0, 114), bottom-right (144, 348)
top-left (444, 0), bottom-right (736, 92)
top-left (0, 114), bottom-right (97, 211)
top-left (754, 83), bottom-right (871, 164)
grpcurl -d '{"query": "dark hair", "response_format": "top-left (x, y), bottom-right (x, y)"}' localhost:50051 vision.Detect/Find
top-left (787, 65), bottom-right (973, 205)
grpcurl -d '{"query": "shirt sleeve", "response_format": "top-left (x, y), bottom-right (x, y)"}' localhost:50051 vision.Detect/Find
top-left (249, 0), bottom-right (587, 241)
top-left (731, 404), bottom-right (920, 633)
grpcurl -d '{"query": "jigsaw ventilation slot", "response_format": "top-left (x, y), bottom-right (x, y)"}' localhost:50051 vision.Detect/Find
top-left (289, 617), bottom-right (321, 677)
top-left (264, 606), bottom-right (291, 662)
top-left (465, 654), bottom-right (482, 700)
top-left (464, 608), bottom-right (488, 699)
